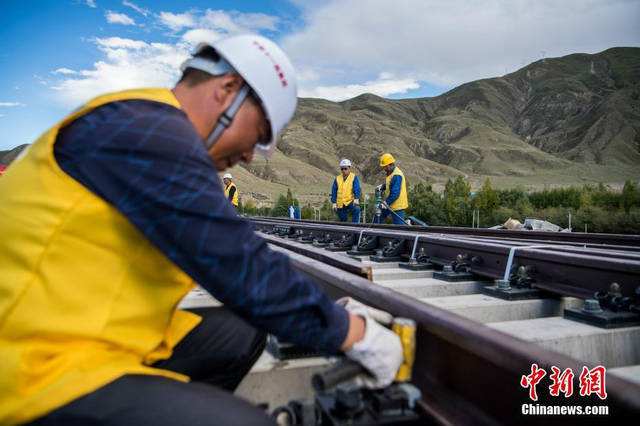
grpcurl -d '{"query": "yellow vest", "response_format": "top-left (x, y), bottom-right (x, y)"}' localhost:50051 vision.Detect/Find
top-left (385, 166), bottom-right (409, 210)
top-left (225, 182), bottom-right (239, 206)
top-left (0, 88), bottom-right (202, 424)
top-left (336, 173), bottom-right (356, 208)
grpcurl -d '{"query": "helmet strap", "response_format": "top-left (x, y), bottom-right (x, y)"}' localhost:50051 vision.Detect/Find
top-left (205, 83), bottom-right (251, 150)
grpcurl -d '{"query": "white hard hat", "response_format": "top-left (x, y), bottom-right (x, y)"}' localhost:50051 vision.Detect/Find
top-left (183, 35), bottom-right (298, 157)
top-left (222, 173), bottom-right (233, 180)
top-left (339, 158), bottom-right (352, 168)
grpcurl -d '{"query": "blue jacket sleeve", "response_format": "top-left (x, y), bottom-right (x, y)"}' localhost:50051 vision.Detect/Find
top-left (330, 178), bottom-right (338, 203)
top-left (54, 100), bottom-right (349, 353)
top-left (386, 175), bottom-right (402, 206)
top-left (353, 176), bottom-right (361, 200)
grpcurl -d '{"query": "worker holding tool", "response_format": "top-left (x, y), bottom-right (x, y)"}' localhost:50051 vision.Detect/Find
top-left (0, 35), bottom-right (402, 425)
top-left (330, 158), bottom-right (362, 223)
top-left (375, 153), bottom-right (409, 225)
top-left (222, 172), bottom-right (239, 208)
top-left (273, 297), bottom-right (418, 425)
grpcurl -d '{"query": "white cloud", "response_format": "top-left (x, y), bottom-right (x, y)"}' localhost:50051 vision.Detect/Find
top-left (201, 10), bottom-right (242, 33)
top-left (106, 11), bottom-right (136, 26)
top-left (300, 74), bottom-right (419, 101)
top-left (52, 68), bottom-right (78, 75)
top-left (297, 67), bottom-right (320, 82)
top-left (158, 9), bottom-right (280, 34)
top-left (159, 11), bottom-right (196, 31)
top-left (50, 9), bottom-right (279, 107)
top-left (200, 9), bottom-right (279, 33)
top-left (0, 102), bottom-right (25, 107)
top-left (233, 12), bottom-right (279, 32)
top-left (122, 0), bottom-right (149, 16)
top-left (33, 74), bottom-right (48, 86)
top-left (182, 29), bottom-right (223, 46)
top-left (95, 36), bottom-right (148, 50)
top-left (85, 0), bottom-right (96, 8)
top-left (284, 0), bottom-right (640, 94)
top-left (51, 37), bottom-right (189, 107)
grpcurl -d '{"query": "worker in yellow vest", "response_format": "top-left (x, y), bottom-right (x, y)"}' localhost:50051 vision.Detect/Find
top-left (330, 158), bottom-right (361, 222)
top-left (375, 153), bottom-right (409, 225)
top-left (0, 35), bottom-right (402, 424)
top-left (222, 173), bottom-right (239, 208)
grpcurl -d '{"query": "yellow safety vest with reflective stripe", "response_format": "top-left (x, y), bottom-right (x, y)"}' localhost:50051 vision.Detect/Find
top-left (225, 182), bottom-right (239, 206)
top-left (385, 166), bottom-right (409, 211)
top-left (0, 88), bottom-right (201, 424)
top-left (336, 173), bottom-right (356, 208)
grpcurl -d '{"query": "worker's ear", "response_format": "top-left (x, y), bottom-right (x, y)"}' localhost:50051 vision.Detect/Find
top-left (220, 73), bottom-right (244, 95)
top-left (214, 73), bottom-right (244, 107)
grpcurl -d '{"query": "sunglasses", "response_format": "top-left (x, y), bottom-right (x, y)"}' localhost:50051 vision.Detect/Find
top-left (340, 167), bottom-right (350, 170)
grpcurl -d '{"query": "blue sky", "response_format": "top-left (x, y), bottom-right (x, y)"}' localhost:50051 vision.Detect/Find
top-left (1, 0), bottom-right (638, 150)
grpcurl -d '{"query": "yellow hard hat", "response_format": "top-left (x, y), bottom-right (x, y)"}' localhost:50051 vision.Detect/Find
top-left (379, 153), bottom-right (395, 167)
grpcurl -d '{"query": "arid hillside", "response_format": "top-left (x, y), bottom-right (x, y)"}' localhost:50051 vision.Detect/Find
top-left (3, 48), bottom-right (639, 206)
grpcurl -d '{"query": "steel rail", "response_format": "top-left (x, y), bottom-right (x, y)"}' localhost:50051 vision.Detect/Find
top-left (253, 217), bottom-right (640, 254)
top-left (254, 220), bottom-right (640, 300)
top-left (253, 216), bottom-right (640, 248)
top-left (261, 232), bottom-right (373, 280)
top-left (269, 242), bottom-right (640, 425)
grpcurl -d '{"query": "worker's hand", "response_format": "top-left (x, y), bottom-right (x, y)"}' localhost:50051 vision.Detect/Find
top-left (337, 297), bottom-right (392, 325)
top-left (338, 298), bottom-right (403, 389)
top-left (381, 200), bottom-right (389, 209)
top-left (332, 203), bottom-right (337, 211)
top-left (353, 199), bottom-right (360, 206)
top-left (375, 184), bottom-right (383, 192)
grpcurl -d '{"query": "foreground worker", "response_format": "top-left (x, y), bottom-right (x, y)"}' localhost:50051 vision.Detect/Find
top-left (223, 172), bottom-right (239, 207)
top-left (0, 35), bottom-right (402, 425)
top-left (375, 153), bottom-right (409, 225)
top-left (330, 158), bottom-right (361, 223)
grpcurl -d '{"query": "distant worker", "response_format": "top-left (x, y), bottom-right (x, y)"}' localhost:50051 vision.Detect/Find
top-left (331, 158), bottom-right (361, 223)
top-left (375, 153), bottom-right (409, 225)
top-left (222, 172), bottom-right (239, 207)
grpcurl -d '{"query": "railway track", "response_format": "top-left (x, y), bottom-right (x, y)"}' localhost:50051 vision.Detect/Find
top-left (254, 216), bottom-right (640, 249)
top-left (247, 218), bottom-right (640, 424)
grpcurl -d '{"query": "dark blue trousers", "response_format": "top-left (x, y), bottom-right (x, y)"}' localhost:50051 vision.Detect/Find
top-left (29, 307), bottom-right (271, 426)
top-left (336, 203), bottom-right (361, 223)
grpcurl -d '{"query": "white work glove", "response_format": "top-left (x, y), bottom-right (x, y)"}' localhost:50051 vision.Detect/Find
top-left (353, 199), bottom-right (360, 206)
top-left (337, 297), bottom-right (403, 389)
top-left (337, 297), bottom-right (393, 325)
top-left (381, 200), bottom-right (390, 209)
top-left (375, 184), bottom-right (383, 192)
top-left (332, 203), bottom-right (337, 211)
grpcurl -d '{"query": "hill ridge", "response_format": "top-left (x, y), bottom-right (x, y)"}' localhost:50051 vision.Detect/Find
top-left (2, 48), bottom-right (639, 205)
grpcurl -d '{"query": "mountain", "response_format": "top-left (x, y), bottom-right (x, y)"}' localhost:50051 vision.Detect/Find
top-left (2, 48), bottom-right (639, 205)
top-left (0, 144), bottom-right (28, 165)
top-left (240, 47), bottom-right (640, 204)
